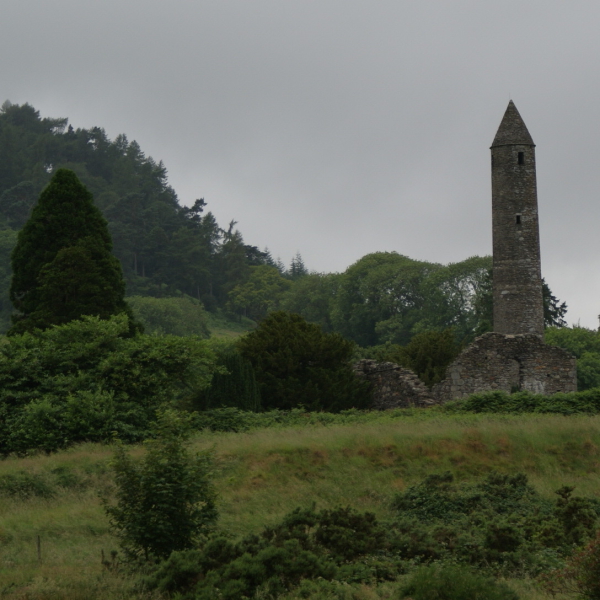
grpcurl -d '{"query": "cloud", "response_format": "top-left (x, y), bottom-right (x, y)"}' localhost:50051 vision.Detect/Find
top-left (1, 0), bottom-right (599, 325)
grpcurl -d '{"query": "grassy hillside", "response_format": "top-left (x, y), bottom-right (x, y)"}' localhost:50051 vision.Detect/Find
top-left (205, 310), bottom-right (256, 338)
top-left (1, 412), bottom-right (598, 599)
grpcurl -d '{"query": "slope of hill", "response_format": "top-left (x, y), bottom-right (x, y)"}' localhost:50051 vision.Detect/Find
top-left (0, 411), bottom-right (596, 599)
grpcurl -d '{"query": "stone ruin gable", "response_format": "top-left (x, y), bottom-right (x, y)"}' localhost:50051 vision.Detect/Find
top-left (433, 332), bottom-right (576, 403)
top-left (353, 359), bottom-right (436, 409)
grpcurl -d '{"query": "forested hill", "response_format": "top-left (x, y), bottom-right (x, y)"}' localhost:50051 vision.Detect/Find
top-left (0, 101), bottom-right (567, 345)
top-left (0, 101), bottom-right (286, 328)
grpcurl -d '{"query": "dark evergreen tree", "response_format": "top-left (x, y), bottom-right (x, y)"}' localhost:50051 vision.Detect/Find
top-left (288, 252), bottom-right (308, 280)
top-left (9, 168), bottom-right (130, 333)
top-left (237, 311), bottom-right (371, 412)
top-left (196, 349), bottom-right (261, 412)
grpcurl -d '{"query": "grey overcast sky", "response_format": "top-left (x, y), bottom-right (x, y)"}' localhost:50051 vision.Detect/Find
top-left (1, 1), bottom-right (599, 326)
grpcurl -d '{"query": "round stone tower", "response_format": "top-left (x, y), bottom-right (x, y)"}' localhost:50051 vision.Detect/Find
top-left (490, 100), bottom-right (544, 338)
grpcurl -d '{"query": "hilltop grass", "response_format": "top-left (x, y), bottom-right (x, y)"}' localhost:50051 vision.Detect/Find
top-left (205, 310), bottom-right (256, 338)
top-left (0, 412), bottom-right (598, 598)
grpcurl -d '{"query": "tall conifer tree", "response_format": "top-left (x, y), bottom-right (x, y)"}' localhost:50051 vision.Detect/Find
top-left (9, 169), bottom-right (130, 334)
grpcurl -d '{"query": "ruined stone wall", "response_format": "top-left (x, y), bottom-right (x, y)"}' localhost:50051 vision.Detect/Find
top-left (353, 359), bottom-right (435, 409)
top-left (433, 332), bottom-right (576, 402)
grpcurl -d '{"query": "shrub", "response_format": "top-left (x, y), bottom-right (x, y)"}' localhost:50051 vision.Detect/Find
top-left (540, 530), bottom-right (600, 599)
top-left (373, 328), bottom-right (460, 387)
top-left (144, 505), bottom-right (390, 598)
top-left (0, 471), bottom-right (54, 499)
top-left (0, 314), bottom-right (217, 454)
top-left (400, 564), bottom-right (520, 599)
top-left (195, 347), bottom-right (261, 412)
top-left (390, 471), bottom-right (598, 573)
top-left (444, 389), bottom-right (600, 415)
top-left (237, 311), bottom-right (371, 412)
top-left (104, 410), bottom-right (218, 561)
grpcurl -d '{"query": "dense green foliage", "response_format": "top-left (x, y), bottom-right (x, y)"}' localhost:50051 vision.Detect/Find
top-left (366, 328), bottom-right (461, 387)
top-left (237, 311), bottom-right (371, 412)
top-left (444, 389), bottom-right (600, 415)
top-left (195, 346), bottom-right (261, 412)
top-left (541, 530), bottom-right (600, 598)
top-left (142, 471), bottom-right (600, 598)
top-left (391, 472), bottom-right (599, 569)
top-left (0, 102), bottom-right (282, 329)
top-left (0, 102), bottom-right (572, 350)
top-left (546, 325), bottom-right (600, 390)
top-left (144, 506), bottom-right (389, 599)
top-left (227, 265), bottom-right (291, 320)
top-left (0, 314), bottom-right (216, 454)
top-left (105, 410), bottom-right (217, 561)
top-left (9, 169), bottom-right (129, 334)
top-left (127, 295), bottom-right (210, 337)
top-left (400, 564), bottom-right (519, 600)
top-left (329, 253), bottom-right (491, 347)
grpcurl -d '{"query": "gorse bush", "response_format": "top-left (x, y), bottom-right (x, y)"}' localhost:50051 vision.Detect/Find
top-left (540, 530), bottom-right (600, 599)
top-left (144, 505), bottom-right (391, 599)
top-left (141, 471), bottom-right (600, 598)
top-left (390, 471), bottom-right (599, 573)
top-left (105, 410), bottom-right (217, 561)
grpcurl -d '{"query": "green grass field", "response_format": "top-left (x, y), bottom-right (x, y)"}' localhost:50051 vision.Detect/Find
top-left (205, 311), bottom-right (256, 338)
top-left (1, 412), bottom-right (598, 599)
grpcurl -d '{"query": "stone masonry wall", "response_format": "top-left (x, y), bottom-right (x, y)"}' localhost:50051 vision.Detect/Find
top-left (433, 332), bottom-right (576, 402)
top-left (353, 359), bottom-right (435, 409)
top-left (491, 102), bottom-right (545, 337)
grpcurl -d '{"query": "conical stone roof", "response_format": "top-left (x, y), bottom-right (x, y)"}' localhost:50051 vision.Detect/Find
top-left (491, 100), bottom-right (535, 147)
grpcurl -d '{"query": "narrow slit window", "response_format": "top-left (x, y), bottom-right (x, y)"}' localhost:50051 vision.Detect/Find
top-left (518, 152), bottom-right (524, 165)
top-left (516, 214), bottom-right (521, 225)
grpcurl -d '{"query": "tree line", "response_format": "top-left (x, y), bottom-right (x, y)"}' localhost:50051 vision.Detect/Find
top-left (0, 101), bottom-right (570, 346)
top-left (0, 101), bottom-right (301, 330)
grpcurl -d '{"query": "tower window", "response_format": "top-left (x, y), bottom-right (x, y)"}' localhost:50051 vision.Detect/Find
top-left (516, 214), bottom-right (521, 225)
top-left (518, 152), bottom-right (524, 165)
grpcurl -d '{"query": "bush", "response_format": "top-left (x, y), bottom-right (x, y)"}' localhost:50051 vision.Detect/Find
top-left (105, 410), bottom-right (217, 561)
top-left (144, 505), bottom-right (390, 599)
top-left (444, 389), bottom-right (600, 415)
top-left (546, 325), bottom-right (600, 390)
top-left (400, 564), bottom-right (519, 599)
top-left (390, 471), bottom-right (599, 574)
top-left (0, 314), bottom-right (217, 454)
top-left (195, 347), bottom-right (261, 412)
top-left (540, 530), bottom-right (600, 599)
top-left (0, 471), bottom-right (54, 499)
top-left (237, 311), bottom-right (371, 412)
top-left (371, 329), bottom-right (460, 387)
